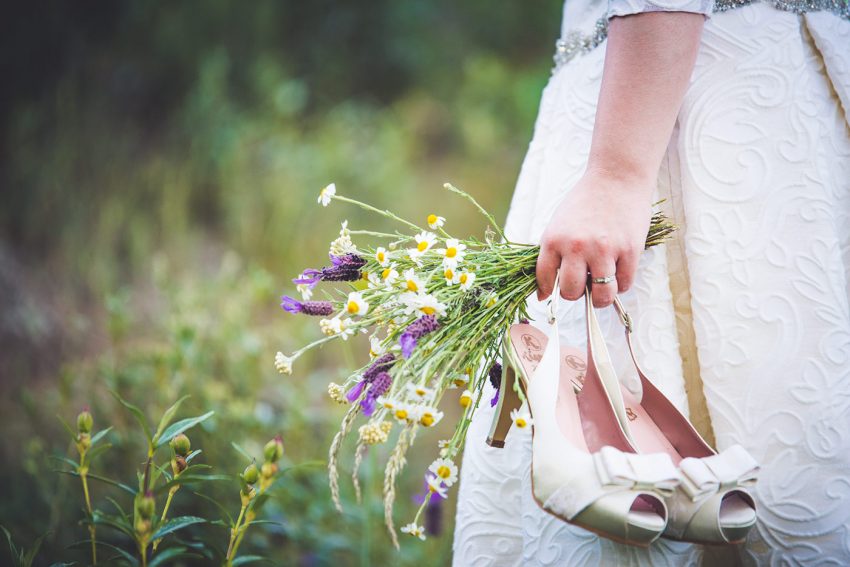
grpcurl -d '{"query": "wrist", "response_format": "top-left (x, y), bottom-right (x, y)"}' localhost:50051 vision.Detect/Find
top-left (582, 161), bottom-right (657, 198)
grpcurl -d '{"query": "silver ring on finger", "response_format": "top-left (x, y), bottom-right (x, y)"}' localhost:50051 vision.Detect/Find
top-left (590, 275), bottom-right (616, 285)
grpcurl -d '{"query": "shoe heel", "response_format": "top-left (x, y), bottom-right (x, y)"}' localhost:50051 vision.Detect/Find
top-left (485, 361), bottom-right (522, 448)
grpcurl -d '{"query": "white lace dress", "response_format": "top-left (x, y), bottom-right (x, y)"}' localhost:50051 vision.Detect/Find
top-left (452, 1), bottom-right (850, 565)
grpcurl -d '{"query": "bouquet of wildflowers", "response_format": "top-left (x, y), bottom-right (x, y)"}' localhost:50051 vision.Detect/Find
top-left (275, 182), bottom-right (675, 548)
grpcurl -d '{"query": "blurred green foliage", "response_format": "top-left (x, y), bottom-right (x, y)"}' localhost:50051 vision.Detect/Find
top-left (0, 1), bottom-right (562, 564)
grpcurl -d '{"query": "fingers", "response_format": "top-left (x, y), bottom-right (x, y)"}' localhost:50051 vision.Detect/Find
top-left (558, 256), bottom-right (587, 301)
top-left (587, 254), bottom-right (618, 307)
top-left (535, 245), bottom-right (560, 301)
top-left (614, 247), bottom-right (640, 293)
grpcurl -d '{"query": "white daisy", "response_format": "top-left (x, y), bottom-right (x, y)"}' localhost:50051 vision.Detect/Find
top-left (428, 457), bottom-right (459, 487)
top-left (295, 280), bottom-right (313, 301)
top-left (369, 337), bottom-right (386, 358)
top-left (458, 271), bottom-right (476, 291)
top-left (437, 238), bottom-right (466, 263)
top-left (510, 408), bottom-right (533, 429)
top-left (427, 214), bottom-right (445, 230)
top-left (400, 292), bottom-right (447, 318)
top-left (459, 389), bottom-right (473, 408)
top-left (407, 248), bottom-right (424, 266)
top-left (406, 382), bottom-right (435, 401)
top-left (443, 266), bottom-right (457, 285)
top-left (376, 395), bottom-right (396, 410)
top-left (274, 352), bottom-right (293, 375)
top-left (426, 474), bottom-right (448, 498)
top-left (344, 292), bottom-right (369, 317)
top-left (375, 246), bottom-right (390, 267)
top-left (318, 182), bottom-right (336, 207)
top-left (380, 265), bottom-right (399, 288)
top-left (392, 402), bottom-right (414, 423)
top-left (401, 269), bottom-right (425, 294)
top-left (418, 406), bottom-right (444, 428)
top-left (401, 522), bottom-right (426, 541)
top-left (413, 231), bottom-right (437, 253)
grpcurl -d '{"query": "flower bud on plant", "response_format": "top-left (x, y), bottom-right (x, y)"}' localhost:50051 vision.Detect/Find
top-left (137, 491), bottom-right (155, 519)
top-left (77, 432), bottom-right (91, 452)
top-left (261, 462), bottom-right (278, 480)
top-left (172, 455), bottom-right (188, 475)
top-left (170, 433), bottom-right (191, 457)
top-left (135, 518), bottom-right (151, 536)
top-left (264, 435), bottom-right (284, 463)
top-left (77, 408), bottom-right (93, 434)
top-left (243, 463), bottom-right (260, 485)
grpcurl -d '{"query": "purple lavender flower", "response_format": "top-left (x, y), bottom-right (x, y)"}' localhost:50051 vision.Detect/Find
top-left (361, 371), bottom-right (392, 416)
top-left (490, 390), bottom-right (500, 407)
top-left (330, 253), bottom-right (366, 270)
top-left (320, 266), bottom-right (361, 282)
top-left (488, 362), bottom-right (502, 390)
top-left (363, 353), bottom-right (396, 382)
top-left (345, 380), bottom-right (366, 403)
top-left (280, 296), bottom-right (334, 316)
top-left (399, 315), bottom-right (440, 358)
top-left (293, 269), bottom-right (322, 287)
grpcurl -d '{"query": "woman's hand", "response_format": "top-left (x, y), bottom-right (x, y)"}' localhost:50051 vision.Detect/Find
top-left (535, 167), bottom-right (655, 307)
top-left (534, 12), bottom-right (705, 308)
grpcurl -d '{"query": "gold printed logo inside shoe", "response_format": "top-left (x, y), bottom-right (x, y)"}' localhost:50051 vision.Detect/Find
top-left (564, 354), bottom-right (586, 371)
top-left (626, 407), bottom-right (638, 421)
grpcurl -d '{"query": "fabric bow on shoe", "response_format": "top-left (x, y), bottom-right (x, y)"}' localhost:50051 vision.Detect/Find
top-left (594, 445), bottom-right (681, 497)
top-left (678, 444), bottom-right (759, 502)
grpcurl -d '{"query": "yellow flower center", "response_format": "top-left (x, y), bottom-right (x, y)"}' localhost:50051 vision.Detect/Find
top-left (420, 414), bottom-right (434, 427)
top-left (382, 268), bottom-right (392, 279)
top-left (417, 241), bottom-right (429, 252)
top-left (486, 297), bottom-right (497, 307)
top-left (347, 301), bottom-right (360, 314)
top-left (444, 269), bottom-right (454, 280)
top-left (428, 484), bottom-right (439, 493)
top-left (459, 273), bottom-right (468, 284)
top-left (437, 465), bottom-right (451, 479)
top-left (459, 396), bottom-right (471, 408)
top-left (377, 251), bottom-right (385, 262)
top-left (453, 378), bottom-right (466, 387)
top-left (382, 401), bottom-right (394, 409)
top-left (407, 280), bottom-right (418, 292)
top-left (445, 247), bottom-right (457, 258)
top-left (420, 306), bottom-right (436, 315)
top-left (395, 409), bottom-right (408, 420)
top-left (361, 272), bottom-right (369, 281)
top-left (415, 387), bottom-right (426, 396)
top-left (427, 214), bottom-right (438, 225)
top-left (516, 418), bottom-right (527, 428)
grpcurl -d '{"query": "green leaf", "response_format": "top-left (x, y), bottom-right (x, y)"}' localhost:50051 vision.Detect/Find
top-left (185, 449), bottom-right (202, 463)
top-left (230, 442), bottom-right (254, 462)
top-left (155, 411), bottom-right (214, 448)
top-left (110, 391), bottom-right (152, 443)
top-left (191, 491), bottom-right (233, 525)
top-left (69, 539), bottom-right (137, 566)
top-left (82, 443), bottom-right (112, 466)
top-left (149, 546), bottom-right (200, 567)
top-left (232, 556), bottom-right (270, 565)
top-left (1, 524), bottom-right (21, 566)
top-left (105, 496), bottom-right (129, 521)
top-left (57, 470), bottom-right (136, 495)
top-left (90, 426), bottom-right (113, 446)
top-left (92, 511), bottom-right (136, 539)
top-left (151, 395), bottom-right (190, 445)
top-left (23, 531), bottom-right (49, 567)
top-left (56, 415), bottom-right (77, 441)
top-left (149, 516), bottom-right (205, 541)
top-left (48, 455), bottom-right (80, 469)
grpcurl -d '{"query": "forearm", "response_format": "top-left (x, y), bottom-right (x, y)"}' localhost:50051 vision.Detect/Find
top-left (587, 12), bottom-right (705, 191)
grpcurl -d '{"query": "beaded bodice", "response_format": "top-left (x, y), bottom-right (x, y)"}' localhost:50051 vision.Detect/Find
top-left (553, 0), bottom-right (850, 72)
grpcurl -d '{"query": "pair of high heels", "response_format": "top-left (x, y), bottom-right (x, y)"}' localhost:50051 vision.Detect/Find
top-left (486, 272), bottom-right (759, 547)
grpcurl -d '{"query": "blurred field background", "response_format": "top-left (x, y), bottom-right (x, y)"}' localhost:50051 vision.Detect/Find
top-left (0, 1), bottom-right (562, 565)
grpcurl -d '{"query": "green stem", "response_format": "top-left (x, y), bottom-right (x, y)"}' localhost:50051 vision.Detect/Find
top-left (332, 195), bottom-right (424, 234)
top-left (225, 504), bottom-right (248, 564)
top-left (442, 183), bottom-right (506, 242)
top-left (80, 471), bottom-right (97, 565)
top-left (152, 485), bottom-right (179, 551)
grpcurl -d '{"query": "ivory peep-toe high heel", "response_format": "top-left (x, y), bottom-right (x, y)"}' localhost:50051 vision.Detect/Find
top-left (585, 285), bottom-right (760, 545)
top-left (486, 271), bottom-right (680, 547)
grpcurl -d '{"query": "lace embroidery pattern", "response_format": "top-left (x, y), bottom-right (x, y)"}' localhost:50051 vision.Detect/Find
top-left (552, 0), bottom-right (850, 72)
